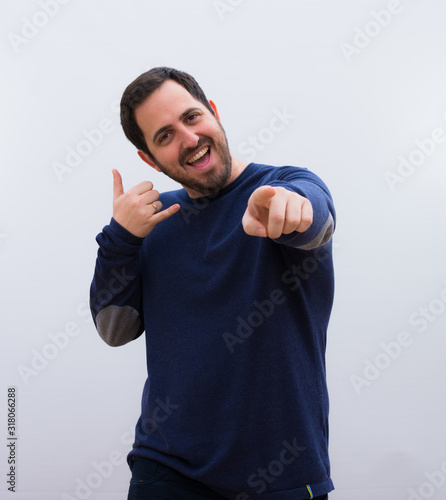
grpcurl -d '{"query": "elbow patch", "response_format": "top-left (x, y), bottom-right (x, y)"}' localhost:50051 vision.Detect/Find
top-left (95, 305), bottom-right (143, 346)
top-left (296, 213), bottom-right (334, 250)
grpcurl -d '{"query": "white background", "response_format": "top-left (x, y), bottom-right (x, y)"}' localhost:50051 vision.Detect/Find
top-left (1, 1), bottom-right (446, 499)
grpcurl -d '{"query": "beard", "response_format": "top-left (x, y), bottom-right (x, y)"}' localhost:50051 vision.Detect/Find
top-left (152, 122), bottom-right (233, 198)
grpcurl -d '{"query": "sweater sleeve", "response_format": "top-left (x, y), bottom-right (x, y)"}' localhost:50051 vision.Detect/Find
top-left (268, 168), bottom-right (335, 250)
top-left (90, 218), bottom-right (145, 347)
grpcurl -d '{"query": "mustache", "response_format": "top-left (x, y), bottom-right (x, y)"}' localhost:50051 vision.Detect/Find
top-left (180, 137), bottom-right (214, 165)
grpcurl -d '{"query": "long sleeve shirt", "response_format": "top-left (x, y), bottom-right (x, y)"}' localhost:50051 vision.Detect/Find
top-left (90, 163), bottom-right (336, 499)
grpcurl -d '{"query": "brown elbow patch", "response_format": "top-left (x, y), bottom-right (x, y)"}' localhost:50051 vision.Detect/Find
top-left (96, 305), bottom-right (143, 346)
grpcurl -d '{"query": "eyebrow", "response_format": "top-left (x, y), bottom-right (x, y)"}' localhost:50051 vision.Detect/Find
top-left (152, 107), bottom-right (201, 144)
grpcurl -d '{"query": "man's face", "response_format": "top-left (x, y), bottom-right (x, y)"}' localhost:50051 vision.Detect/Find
top-left (135, 80), bottom-right (233, 198)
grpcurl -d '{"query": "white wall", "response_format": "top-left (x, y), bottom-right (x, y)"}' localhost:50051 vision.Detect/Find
top-left (1, 1), bottom-right (446, 499)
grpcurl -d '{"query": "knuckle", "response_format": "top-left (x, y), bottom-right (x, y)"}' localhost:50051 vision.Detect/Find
top-left (288, 211), bottom-right (301, 226)
top-left (269, 212), bottom-right (284, 225)
top-left (302, 213), bottom-right (313, 225)
top-left (299, 220), bottom-right (312, 232)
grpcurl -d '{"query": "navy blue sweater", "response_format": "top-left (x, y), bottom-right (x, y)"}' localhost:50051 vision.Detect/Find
top-left (90, 163), bottom-right (336, 499)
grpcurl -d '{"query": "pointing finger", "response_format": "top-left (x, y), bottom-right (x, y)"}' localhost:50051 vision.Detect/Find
top-left (250, 185), bottom-right (276, 210)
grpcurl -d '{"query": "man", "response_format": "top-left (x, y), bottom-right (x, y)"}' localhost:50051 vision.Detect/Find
top-left (90, 67), bottom-right (335, 500)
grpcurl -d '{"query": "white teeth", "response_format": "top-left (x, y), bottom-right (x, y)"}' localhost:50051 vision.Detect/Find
top-left (187, 146), bottom-right (209, 164)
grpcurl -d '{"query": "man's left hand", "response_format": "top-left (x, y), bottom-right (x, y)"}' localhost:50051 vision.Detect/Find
top-left (242, 186), bottom-right (313, 239)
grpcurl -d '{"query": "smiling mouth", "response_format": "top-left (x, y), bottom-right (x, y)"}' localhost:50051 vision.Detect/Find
top-left (186, 146), bottom-right (210, 166)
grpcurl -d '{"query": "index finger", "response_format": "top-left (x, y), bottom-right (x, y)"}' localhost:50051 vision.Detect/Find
top-left (127, 181), bottom-right (154, 196)
top-left (250, 185), bottom-right (277, 210)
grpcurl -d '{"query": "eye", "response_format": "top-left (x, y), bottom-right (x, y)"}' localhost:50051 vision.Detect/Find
top-left (159, 131), bottom-right (171, 144)
top-left (186, 112), bottom-right (199, 122)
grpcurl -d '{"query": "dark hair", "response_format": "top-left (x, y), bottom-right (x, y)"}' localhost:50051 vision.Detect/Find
top-left (120, 67), bottom-right (215, 158)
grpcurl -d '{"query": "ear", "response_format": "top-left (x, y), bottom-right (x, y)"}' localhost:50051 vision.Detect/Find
top-left (209, 100), bottom-right (221, 121)
top-left (137, 150), bottom-right (161, 173)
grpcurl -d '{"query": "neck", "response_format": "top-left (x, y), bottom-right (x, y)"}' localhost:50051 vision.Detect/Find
top-left (228, 155), bottom-right (249, 184)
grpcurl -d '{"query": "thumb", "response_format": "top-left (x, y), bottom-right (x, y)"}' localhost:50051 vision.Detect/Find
top-left (112, 169), bottom-right (124, 200)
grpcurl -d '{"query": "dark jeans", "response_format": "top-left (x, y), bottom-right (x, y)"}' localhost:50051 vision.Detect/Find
top-left (127, 456), bottom-right (328, 500)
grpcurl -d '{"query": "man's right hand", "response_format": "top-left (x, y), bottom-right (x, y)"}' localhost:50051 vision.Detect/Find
top-left (112, 169), bottom-right (180, 238)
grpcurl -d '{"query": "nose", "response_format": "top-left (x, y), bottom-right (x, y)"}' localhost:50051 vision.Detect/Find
top-left (179, 124), bottom-right (200, 149)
